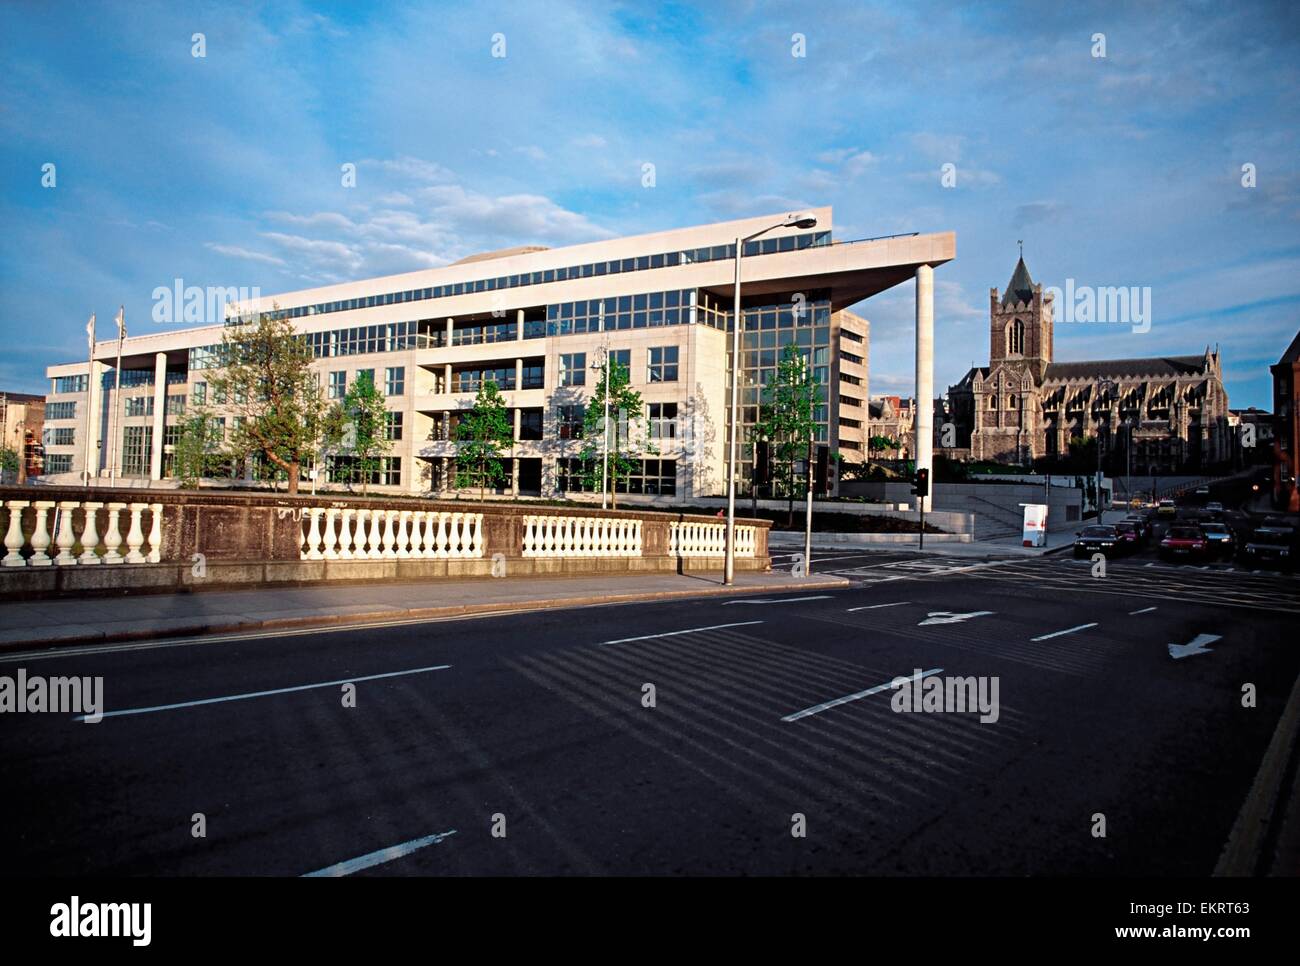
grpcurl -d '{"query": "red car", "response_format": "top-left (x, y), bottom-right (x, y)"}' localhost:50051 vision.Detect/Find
top-left (1159, 525), bottom-right (1208, 561)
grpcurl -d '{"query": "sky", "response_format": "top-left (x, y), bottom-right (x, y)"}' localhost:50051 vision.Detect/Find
top-left (1, 0), bottom-right (1297, 408)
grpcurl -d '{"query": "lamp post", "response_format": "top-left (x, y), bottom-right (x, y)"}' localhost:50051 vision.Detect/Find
top-left (1096, 378), bottom-right (1116, 523)
top-left (724, 212), bottom-right (818, 586)
top-left (109, 306), bottom-right (126, 487)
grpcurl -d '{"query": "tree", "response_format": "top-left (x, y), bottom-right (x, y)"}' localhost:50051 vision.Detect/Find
top-left (578, 357), bottom-right (654, 510)
top-left (207, 306), bottom-right (343, 494)
top-left (172, 412), bottom-right (224, 489)
top-left (869, 434), bottom-right (901, 459)
top-left (0, 445), bottom-right (18, 481)
top-left (341, 370), bottom-right (391, 495)
top-left (753, 343), bottom-right (820, 524)
top-left (455, 381), bottom-right (514, 500)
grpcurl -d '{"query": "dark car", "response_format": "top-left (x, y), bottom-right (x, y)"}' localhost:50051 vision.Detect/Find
top-left (1120, 515), bottom-right (1152, 541)
top-left (1074, 525), bottom-right (1120, 558)
top-left (1160, 525), bottom-right (1209, 561)
top-left (1113, 520), bottom-right (1144, 553)
top-left (1241, 519), bottom-right (1296, 571)
top-left (1199, 521), bottom-right (1235, 558)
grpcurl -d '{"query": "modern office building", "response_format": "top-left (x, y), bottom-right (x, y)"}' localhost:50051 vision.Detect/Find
top-left (42, 207), bottom-right (953, 499)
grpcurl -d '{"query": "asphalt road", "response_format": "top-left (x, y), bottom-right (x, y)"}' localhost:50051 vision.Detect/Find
top-left (3, 547), bottom-right (1296, 877)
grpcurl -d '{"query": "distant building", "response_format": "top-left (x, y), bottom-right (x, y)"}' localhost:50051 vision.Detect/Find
top-left (946, 255), bottom-right (1231, 473)
top-left (1226, 407), bottom-right (1274, 468)
top-left (0, 391), bottom-right (45, 479)
top-left (1270, 329), bottom-right (1300, 510)
top-left (866, 395), bottom-right (915, 459)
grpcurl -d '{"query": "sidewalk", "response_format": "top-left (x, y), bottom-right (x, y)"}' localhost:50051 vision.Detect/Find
top-left (0, 570), bottom-right (850, 652)
top-left (771, 528), bottom-right (1076, 558)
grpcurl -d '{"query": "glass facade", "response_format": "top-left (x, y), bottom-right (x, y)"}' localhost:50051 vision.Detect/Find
top-left (44, 401), bottom-right (76, 420)
top-left (546, 290), bottom-right (697, 335)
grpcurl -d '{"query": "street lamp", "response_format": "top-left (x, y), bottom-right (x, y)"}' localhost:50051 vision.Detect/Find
top-left (1096, 378), bottom-right (1117, 524)
top-left (724, 212), bottom-right (818, 586)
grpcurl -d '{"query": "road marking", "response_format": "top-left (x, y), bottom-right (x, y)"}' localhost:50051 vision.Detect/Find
top-left (846, 601), bottom-right (910, 612)
top-left (1129, 606), bottom-right (1158, 615)
top-left (781, 668), bottom-right (943, 723)
top-left (918, 610), bottom-right (995, 626)
top-left (723, 595), bottom-right (834, 605)
top-left (1031, 623), bottom-right (1098, 642)
top-left (599, 621), bottom-right (763, 646)
top-left (73, 664), bottom-right (452, 721)
top-left (303, 829), bottom-right (458, 877)
top-left (1168, 633), bottom-right (1221, 661)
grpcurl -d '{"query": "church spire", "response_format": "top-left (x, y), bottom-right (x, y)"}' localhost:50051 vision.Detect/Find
top-left (1001, 251), bottom-right (1035, 307)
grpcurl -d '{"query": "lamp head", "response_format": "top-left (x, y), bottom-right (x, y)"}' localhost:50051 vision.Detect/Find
top-left (784, 212), bottom-right (818, 229)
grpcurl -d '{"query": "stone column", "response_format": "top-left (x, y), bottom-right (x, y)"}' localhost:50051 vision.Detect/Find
top-left (516, 308), bottom-right (525, 341)
top-left (86, 360), bottom-right (105, 480)
top-left (445, 317), bottom-right (454, 347)
top-left (512, 407), bottom-right (522, 496)
top-left (914, 264), bottom-right (934, 511)
top-left (150, 352), bottom-right (167, 481)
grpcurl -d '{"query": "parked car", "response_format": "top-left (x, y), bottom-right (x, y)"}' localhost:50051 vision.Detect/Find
top-left (1241, 519), bottom-right (1296, 571)
top-left (1199, 522), bottom-right (1235, 558)
top-left (1160, 525), bottom-right (1209, 561)
top-left (1113, 520), bottom-right (1144, 552)
top-left (1074, 525), bottom-right (1120, 558)
top-left (1157, 499), bottom-right (1178, 518)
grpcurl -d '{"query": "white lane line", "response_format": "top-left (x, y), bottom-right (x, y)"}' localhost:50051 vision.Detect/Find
top-left (599, 621), bottom-right (763, 646)
top-left (303, 829), bottom-right (458, 877)
top-left (781, 667), bottom-right (943, 723)
top-left (1031, 623), bottom-right (1098, 642)
top-left (74, 664), bottom-right (452, 721)
top-left (1129, 606), bottom-right (1158, 615)
top-left (846, 601), bottom-right (910, 612)
top-left (723, 595), bottom-right (834, 606)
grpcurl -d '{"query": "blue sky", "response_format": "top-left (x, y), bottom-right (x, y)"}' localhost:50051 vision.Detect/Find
top-left (2, 0), bottom-right (1297, 407)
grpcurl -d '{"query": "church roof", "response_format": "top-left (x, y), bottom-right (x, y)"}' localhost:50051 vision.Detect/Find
top-left (1044, 355), bottom-right (1207, 382)
top-left (1001, 256), bottom-right (1036, 306)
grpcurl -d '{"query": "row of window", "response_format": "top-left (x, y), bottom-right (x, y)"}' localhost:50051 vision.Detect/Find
top-left (252, 231), bottom-right (830, 323)
top-left (556, 458), bottom-right (678, 496)
top-left (44, 401), bottom-right (76, 420)
top-left (325, 367), bottom-right (407, 399)
top-left (45, 454), bottom-right (73, 474)
top-left (44, 427), bottom-right (75, 446)
top-left (558, 347), bottom-right (679, 386)
top-left (545, 290), bottom-right (698, 335)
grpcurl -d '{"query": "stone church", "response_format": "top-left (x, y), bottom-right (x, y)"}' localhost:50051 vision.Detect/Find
top-left (945, 256), bottom-right (1231, 473)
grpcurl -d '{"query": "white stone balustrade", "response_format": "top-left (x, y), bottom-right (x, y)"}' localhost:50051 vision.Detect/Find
top-left (669, 521), bottom-right (755, 557)
top-left (521, 514), bottom-right (643, 558)
top-left (298, 507), bottom-right (485, 560)
top-left (0, 500), bottom-right (166, 568)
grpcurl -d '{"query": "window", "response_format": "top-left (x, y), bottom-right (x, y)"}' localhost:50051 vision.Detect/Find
top-left (1008, 394), bottom-right (1018, 409)
top-left (49, 427), bottom-right (75, 446)
top-left (840, 373), bottom-right (862, 386)
top-left (125, 396), bottom-right (154, 417)
top-left (385, 366), bottom-right (406, 396)
top-left (328, 455), bottom-right (402, 487)
top-left (45, 454), bottom-right (74, 474)
top-left (990, 396), bottom-right (998, 409)
top-left (558, 404), bottom-right (584, 439)
top-left (44, 401), bottom-right (76, 420)
top-left (166, 395), bottom-right (186, 416)
top-left (616, 459), bottom-right (677, 495)
top-left (521, 363), bottom-right (544, 390)
top-left (560, 353), bottom-right (586, 387)
top-left (647, 346), bottom-right (679, 383)
top-left (648, 402), bottom-right (677, 439)
top-left (385, 411), bottom-right (404, 441)
top-left (192, 381), bottom-right (207, 405)
top-left (356, 368), bottom-right (375, 389)
top-left (609, 349), bottom-right (631, 373)
top-left (329, 371), bottom-right (347, 399)
top-left (519, 408), bottom-right (544, 441)
top-left (53, 374), bottom-right (88, 394)
top-left (122, 425), bottom-right (152, 477)
top-left (1007, 319), bottom-right (1025, 355)
top-left (841, 351), bottom-right (863, 365)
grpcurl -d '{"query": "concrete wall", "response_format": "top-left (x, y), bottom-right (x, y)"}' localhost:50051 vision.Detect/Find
top-left (842, 480), bottom-right (1086, 536)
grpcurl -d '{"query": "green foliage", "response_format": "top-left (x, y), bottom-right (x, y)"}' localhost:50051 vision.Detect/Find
top-left (753, 343), bottom-right (820, 501)
top-left (868, 434), bottom-right (901, 455)
top-left (0, 446), bottom-right (18, 476)
top-left (206, 306), bottom-right (344, 494)
top-left (455, 381), bottom-right (514, 499)
top-left (172, 412), bottom-right (224, 488)
top-left (577, 357), bottom-right (653, 509)
top-left (342, 370), bottom-right (391, 494)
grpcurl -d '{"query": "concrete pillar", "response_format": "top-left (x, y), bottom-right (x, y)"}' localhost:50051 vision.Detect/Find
top-left (512, 407), bottom-right (522, 496)
top-left (445, 317), bottom-right (454, 347)
top-left (150, 352), bottom-right (166, 481)
top-left (515, 357), bottom-right (523, 391)
top-left (444, 363), bottom-right (452, 394)
top-left (914, 264), bottom-right (934, 512)
top-left (516, 308), bottom-right (524, 341)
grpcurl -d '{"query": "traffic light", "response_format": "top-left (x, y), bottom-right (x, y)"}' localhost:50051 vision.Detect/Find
top-left (911, 467), bottom-right (930, 498)
top-left (814, 445), bottom-right (830, 494)
top-left (754, 440), bottom-right (771, 486)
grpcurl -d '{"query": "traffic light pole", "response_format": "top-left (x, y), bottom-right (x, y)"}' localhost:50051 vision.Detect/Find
top-left (919, 499), bottom-right (925, 550)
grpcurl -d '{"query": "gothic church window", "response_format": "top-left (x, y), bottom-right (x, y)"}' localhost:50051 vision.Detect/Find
top-left (1007, 318), bottom-right (1025, 355)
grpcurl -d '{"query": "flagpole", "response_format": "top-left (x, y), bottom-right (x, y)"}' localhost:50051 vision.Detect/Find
top-left (82, 314), bottom-right (96, 486)
top-left (109, 306), bottom-right (125, 487)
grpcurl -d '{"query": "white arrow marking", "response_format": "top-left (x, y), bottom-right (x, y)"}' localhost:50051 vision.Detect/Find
top-left (1168, 633), bottom-right (1221, 660)
top-left (918, 610), bottom-right (995, 626)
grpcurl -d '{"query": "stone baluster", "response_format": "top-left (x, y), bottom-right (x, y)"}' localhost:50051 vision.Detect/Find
top-left (337, 509), bottom-right (354, 560)
top-left (322, 508), bottom-right (340, 560)
top-left (147, 503), bottom-right (164, 563)
top-left (395, 511), bottom-right (412, 559)
top-left (434, 512), bottom-right (449, 558)
top-left (380, 511), bottom-right (397, 559)
top-left (448, 513), bottom-right (463, 558)
top-left (124, 503), bottom-right (147, 563)
top-left (522, 516), bottom-right (534, 556)
top-left (305, 508), bottom-right (324, 560)
top-left (634, 520), bottom-right (642, 554)
top-left (3, 501), bottom-right (29, 567)
top-left (103, 503), bottom-right (125, 564)
top-left (79, 502), bottom-right (103, 564)
top-left (53, 502), bottom-right (79, 565)
top-left (353, 509), bottom-right (369, 558)
top-left (29, 501), bottom-right (54, 566)
top-left (410, 512), bottom-right (426, 557)
top-left (366, 510), bottom-right (384, 560)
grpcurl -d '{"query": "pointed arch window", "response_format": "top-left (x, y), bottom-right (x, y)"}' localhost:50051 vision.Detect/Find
top-left (1007, 318), bottom-right (1026, 355)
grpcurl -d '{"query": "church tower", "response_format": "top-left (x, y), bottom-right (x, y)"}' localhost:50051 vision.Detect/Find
top-left (988, 251), bottom-right (1053, 384)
